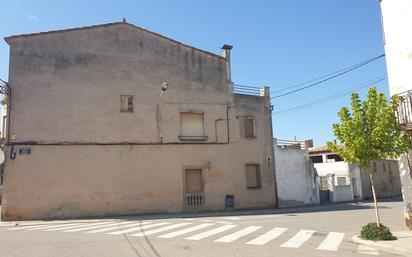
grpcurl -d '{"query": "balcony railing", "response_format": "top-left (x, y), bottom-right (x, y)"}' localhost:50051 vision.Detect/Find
top-left (233, 84), bottom-right (265, 96)
top-left (397, 90), bottom-right (412, 130)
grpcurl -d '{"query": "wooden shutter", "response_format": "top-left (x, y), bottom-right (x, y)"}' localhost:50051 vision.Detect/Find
top-left (244, 118), bottom-right (255, 138)
top-left (245, 164), bottom-right (259, 188)
top-left (186, 169), bottom-right (202, 193)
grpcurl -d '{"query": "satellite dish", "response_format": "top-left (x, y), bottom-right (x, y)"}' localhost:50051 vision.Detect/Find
top-left (0, 149), bottom-right (4, 164)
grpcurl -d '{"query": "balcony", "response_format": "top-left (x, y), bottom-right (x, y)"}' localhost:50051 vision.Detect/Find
top-left (397, 90), bottom-right (412, 130)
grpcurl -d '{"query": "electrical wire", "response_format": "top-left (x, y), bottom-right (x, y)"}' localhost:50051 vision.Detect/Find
top-left (273, 76), bottom-right (387, 115)
top-left (271, 54), bottom-right (385, 99)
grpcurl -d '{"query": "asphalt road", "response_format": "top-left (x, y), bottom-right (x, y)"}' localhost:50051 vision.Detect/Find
top-left (0, 199), bottom-right (406, 257)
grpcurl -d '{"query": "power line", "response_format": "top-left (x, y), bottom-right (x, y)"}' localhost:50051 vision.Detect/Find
top-left (272, 76), bottom-right (387, 115)
top-left (271, 54), bottom-right (385, 99)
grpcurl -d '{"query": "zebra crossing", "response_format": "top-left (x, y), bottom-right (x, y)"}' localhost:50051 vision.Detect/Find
top-left (6, 219), bottom-right (379, 255)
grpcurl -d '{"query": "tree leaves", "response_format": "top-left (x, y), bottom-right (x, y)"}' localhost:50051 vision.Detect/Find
top-left (328, 87), bottom-right (410, 167)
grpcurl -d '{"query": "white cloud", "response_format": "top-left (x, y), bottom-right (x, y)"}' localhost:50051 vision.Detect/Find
top-left (27, 14), bottom-right (38, 21)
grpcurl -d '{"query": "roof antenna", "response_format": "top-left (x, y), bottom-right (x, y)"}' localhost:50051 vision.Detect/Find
top-left (122, 18), bottom-right (127, 23)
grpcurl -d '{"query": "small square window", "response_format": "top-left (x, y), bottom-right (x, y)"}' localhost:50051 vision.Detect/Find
top-left (244, 118), bottom-right (255, 138)
top-left (245, 164), bottom-right (261, 189)
top-left (336, 177), bottom-right (347, 186)
top-left (120, 95), bottom-right (133, 112)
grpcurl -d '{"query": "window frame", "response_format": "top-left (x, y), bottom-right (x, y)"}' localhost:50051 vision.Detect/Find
top-left (245, 163), bottom-right (261, 189)
top-left (179, 112), bottom-right (208, 141)
top-left (336, 176), bottom-right (348, 186)
top-left (243, 117), bottom-right (256, 139)
top-left (120, 95), bottom-right (134, 113)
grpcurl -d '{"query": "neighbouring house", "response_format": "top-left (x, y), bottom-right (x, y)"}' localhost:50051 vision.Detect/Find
top-left (309, 146), bottom-right (402, 204)
top-left (379, 0), bottom-right (412, 231)
top-left (0, 21), bottom-right (277, 220)
top-left (274, 139), bottom-right (319, 208)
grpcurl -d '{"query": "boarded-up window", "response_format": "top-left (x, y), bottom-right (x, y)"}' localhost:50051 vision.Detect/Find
top-left (181, 113), bottom-right (204, 136)
top-left (336, 177), bottom-right (347, 186)
top-left (244, 118), bottom-right (255, 138)
top-left (245, 164), bottom-right (261, 189)
top-left (120, 95), bottom-right (133, 112)
top-left (185, 169), bottom-right (202, 193)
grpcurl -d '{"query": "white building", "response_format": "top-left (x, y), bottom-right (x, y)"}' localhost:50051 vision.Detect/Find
top-left (309, 146), bottom-right (401, 204)
top-left (379, 0), bottom-right (412, 231)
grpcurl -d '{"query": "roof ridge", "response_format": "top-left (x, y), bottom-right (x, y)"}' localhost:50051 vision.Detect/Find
top-left (4, 21), bottom-right (226, 60)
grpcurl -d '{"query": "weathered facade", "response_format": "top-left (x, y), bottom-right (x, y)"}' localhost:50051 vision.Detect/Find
top-left (310, 147), bottom-right (402, 203)
top-left (1, 22), bottom-right (277, 220)
top-left (274, 139), bottom-right (319, 208)
top-left (379, 0), bottom-right (412, 231)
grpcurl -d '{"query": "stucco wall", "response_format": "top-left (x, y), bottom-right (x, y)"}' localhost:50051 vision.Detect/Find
top-left (360, 160), bottom-right (402, 199)
top-left (2, 144), bottom-right (276, 220)
top-left (380, 0), bottom-right (412, 230)
top-left (2, 23), bottom-right (276, 220)
top-left (274, 146), bottom-right (319, 208)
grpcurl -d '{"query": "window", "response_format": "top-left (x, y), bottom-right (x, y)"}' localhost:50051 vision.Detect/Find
top-left (336, 177), bottom-right (347, 186)
top-left (120, 95), bottom-right (133, 112)
top-left (243, 117), bottom-right (255, 138)
top-left (245, 164), bottom-right (261, 189)
top-left (383, 163), bottom-right (387, 172)
top-left (319, 177), bottom-right (329, 190)
top-left (373, 162), bottom-right (377, 173)
top-left (179, 112), bottom-right (207, 141)
top-left (185, 169), bottom-right (202, 193)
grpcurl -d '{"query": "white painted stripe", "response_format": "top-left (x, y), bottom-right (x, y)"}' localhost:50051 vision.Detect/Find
top-left (317, 232), bottom-right (345, 251)
top-left (63, 222), bottom-right (128, 232)
top-left (246, 227), bottom-right (288, 245)
top-left (280, 229), bottom-right (316, 248)
top-left (108, 222), bottom-right (170, 235)
top-left (86, 222), bottom-right (152, 233)
top-left (27, 223), bottom-right (83, 231)
top-left (132, 223), bottom-right (191, 236)
top-left (8, 224), bottom-right (56, 231)
top-left (184, 225), bottom-right (238, 240)
top-left (197, 219), bottom-right (213, 222)
top-left (357, 245), bottom-right (380, 255)
top-left (216, 221), bottom-right (233, 224)
top-left (158, 223), bottom-right (214, 238)
top-left (223, 217), bottom-right (241, 220)
top-left (45, 222), bottom-right (111, 231)
top-left (215, 226), bottom-right (261, 243)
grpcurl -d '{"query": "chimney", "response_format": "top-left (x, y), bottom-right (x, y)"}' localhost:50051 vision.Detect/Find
top-left (221, 44), bottom-right (233, 83)
top-left (304, 139), bottom-right (314, 148)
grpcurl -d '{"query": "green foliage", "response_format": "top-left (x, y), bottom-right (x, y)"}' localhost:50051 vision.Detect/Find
top-left (360, 223), bottom-right (396, 241)
top-left (327, 87), bottom-right (410, 167)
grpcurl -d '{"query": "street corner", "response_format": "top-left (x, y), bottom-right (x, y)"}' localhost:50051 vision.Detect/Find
top-left (352, 232), bottom-right (412, 257)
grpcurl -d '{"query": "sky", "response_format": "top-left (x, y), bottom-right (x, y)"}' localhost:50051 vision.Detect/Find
top-left (0, 0), bottom-right (388, 146)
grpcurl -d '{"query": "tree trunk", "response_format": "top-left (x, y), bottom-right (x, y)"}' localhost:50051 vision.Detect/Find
top-left (368, 161), bottom-right (381, 227)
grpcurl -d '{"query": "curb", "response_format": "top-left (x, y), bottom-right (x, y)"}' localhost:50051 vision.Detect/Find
top-left (352, 235), bottom-right (410, 257)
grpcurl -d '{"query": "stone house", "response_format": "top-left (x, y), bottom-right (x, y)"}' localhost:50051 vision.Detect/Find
top-left (0, 21), bottom-right (276, 220)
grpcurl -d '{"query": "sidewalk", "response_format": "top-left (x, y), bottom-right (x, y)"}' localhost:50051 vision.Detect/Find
top-left (352, 231), bottom-right (412, 257)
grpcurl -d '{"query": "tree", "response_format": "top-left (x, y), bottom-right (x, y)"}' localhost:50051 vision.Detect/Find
top-left (327, 87), bottom-right (410, 226)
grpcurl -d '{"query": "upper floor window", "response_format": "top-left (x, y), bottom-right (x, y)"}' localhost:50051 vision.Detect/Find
top-left (179, 112), bottom-right (207, 141)
top-left (120, 95), bottom-right (133, 112)
top-left (243, 117), bottom-right (256, 138)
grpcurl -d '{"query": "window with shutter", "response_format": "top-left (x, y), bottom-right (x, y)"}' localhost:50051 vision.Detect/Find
top-left (179, 112), bottom-right (207, 141)
top-left (245, 164), bottom-right (261, 189)
top-left (243, 118), bottom-right (255, 138)
top-left (185, 169), bottom-right (202, 193)
top-left (120, 95), bottom-right (133, 112)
